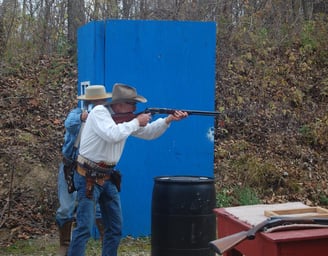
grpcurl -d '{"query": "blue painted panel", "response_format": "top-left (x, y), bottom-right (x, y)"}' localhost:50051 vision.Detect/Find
top-left (104, 20), bottom-right (217, 236)
top-left (77, 21), bottom-right (106, 96)
top-left (78, 20), bottom-right (216, 237)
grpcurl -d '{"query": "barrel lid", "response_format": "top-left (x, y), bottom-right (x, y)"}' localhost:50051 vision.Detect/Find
top-left (154, 175), bottom-right (214, 183)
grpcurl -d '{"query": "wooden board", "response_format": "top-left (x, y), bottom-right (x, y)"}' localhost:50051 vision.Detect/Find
top-left (264, 207), bottom-right (328, 217)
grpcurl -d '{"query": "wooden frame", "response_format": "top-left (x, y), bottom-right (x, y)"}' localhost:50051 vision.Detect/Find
top-left (264, 206), bottom-right (328, 217)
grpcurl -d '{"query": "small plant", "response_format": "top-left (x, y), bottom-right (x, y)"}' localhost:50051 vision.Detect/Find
top-left (319, 195), bottom-right (328, 206)
top-left (300, 21), bottom-right (317, 52)
top-left (216, 189), bottom-right (234, 208)
top-left (235, 186), bottom-right (261, 205)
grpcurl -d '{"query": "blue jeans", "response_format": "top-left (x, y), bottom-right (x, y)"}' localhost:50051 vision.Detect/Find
top-left (56, 163), bottom-right (102, 227)
top-left (68, 170), bottom-right (122, 256)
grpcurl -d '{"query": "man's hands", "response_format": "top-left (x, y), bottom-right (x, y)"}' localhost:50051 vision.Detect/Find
top-left (136, 111), bottom-right (188, 127)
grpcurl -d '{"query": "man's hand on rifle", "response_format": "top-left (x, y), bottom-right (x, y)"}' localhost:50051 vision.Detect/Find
top-left (165, 110), bottom-right (188, 124)
top-left (137, 113), bottom-right (152, 127)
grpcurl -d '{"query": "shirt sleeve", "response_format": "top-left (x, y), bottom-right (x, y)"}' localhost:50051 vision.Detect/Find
top-left (132, 118), bottom-right (170, 140)
top-left (62, 108), bottom-right (83, 158)
top-left (64, 108), bottom-right (82, 136)
top-left (89, 105), bottom-right (170, 143)
top-left (89, 105), bottom-right (141, 143)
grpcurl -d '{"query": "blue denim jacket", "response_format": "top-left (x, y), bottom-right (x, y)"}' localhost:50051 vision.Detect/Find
top-left (62, 108), bottom-right (83, 160)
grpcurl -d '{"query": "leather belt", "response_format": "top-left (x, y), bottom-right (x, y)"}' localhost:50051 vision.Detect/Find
top-left (77, 155), bottom-right (115, 172)
top-left (77, 165), bottom-right (111, 186)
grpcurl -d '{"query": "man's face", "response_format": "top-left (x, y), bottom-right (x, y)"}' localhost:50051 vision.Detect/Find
top-left (111, 102), bottom-right (136, 114)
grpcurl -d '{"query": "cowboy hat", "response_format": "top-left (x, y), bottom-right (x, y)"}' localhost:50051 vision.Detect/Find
top-left (77, 85), bottom-right (112, 100)
top-left (110, 83), bottom-right (147, 104)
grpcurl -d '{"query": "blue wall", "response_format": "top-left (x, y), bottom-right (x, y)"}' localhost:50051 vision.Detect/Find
top-left (77, 20), bottom-right (216, 236)
top-left (77, 21), bottom-right (106, 92)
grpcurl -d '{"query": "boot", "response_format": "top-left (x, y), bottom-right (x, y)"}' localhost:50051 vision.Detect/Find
top-left (96, 218), bottom-right (104, 242)
top-left (58, 221), bottom-right (72, 256)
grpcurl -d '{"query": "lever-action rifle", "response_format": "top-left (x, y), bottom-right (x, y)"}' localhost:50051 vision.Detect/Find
top-left (112, 107), bottom-right (220, 124)
top-left (209, 216), bottom-right (328, 255)
top-left (145, 107), bottom-right (220, 116)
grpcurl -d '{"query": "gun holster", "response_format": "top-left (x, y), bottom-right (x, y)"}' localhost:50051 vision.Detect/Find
top-left (63, 157), bottom-right (76, 193)
top-left (111, 171), bottom-right (122, 192)
top-left (85, 170), bottom-right (97, 199)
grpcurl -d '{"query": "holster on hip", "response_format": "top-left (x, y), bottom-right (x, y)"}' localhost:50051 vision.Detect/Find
top-left (63, 157), bottom-right (76, 193)
top-left (111, 171), bottom-right (122, 192)
top-left (85, 170), bottom-right (97, 199)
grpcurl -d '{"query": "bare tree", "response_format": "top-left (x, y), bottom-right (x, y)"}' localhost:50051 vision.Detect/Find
top-left (0, 0), bottom-right (325, 67)
top-left (39, 0), bottom-right (55, 56)
top-left (313, 0), bottom-right (327, 15)
top-left (0, 3), bottom-right (5, 63)
top-left (122, 0), bottom-right (133, 18)
top-left (67, 0), bottom-right (86, 55)
top-left (0, 0), bottom-right (19, 58)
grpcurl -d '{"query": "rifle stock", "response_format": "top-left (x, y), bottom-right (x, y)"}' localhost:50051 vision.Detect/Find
top-left (209, 216), bottom-right (328, 255)
top-left (209, 230), bottom-right (248, 255)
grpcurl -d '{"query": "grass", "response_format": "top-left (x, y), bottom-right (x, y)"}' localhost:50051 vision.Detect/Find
top-left (1, 235), bottom-right (151, 255)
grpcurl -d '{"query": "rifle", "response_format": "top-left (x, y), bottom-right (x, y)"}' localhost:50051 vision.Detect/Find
top-left (208, 216), bottom-right (328, 255)
top-left (112, 107), bottom-right (220, 124)
top-left (145, 107), bottom-right (220, 116)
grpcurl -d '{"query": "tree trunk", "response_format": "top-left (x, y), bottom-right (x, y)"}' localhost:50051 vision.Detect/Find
top-left (313, 0), bottom-right (328, 15)
top-left (67, 0), bottom-right (86, 56)
top-left (0, 4), bottom-right (5, 62)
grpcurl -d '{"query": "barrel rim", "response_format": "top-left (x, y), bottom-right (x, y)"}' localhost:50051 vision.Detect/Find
top-left (154, 175), bottom-right (214, 183)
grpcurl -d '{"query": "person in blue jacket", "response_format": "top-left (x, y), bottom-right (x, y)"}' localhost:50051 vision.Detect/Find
top-left (56, 85), bottom-right (112, 255)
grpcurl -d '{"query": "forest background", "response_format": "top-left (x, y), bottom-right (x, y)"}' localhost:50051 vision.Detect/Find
top-left (0, 0), bottom-right (328, 250)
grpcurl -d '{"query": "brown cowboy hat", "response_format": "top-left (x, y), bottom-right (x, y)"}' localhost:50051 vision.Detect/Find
top-left (77, 85), bottom-right (112, 100)
top-left (110, 83), bottom-right (147, 104)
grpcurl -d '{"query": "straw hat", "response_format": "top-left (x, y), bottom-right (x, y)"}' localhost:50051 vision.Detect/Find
top-left (110, 83), bottom-right (147, 104)
top-left (77, 85), bottom-right (112, 100)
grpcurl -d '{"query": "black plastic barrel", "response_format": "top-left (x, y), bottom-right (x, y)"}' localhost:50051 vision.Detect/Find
top-left (151, 176), bottom-right (216, 256)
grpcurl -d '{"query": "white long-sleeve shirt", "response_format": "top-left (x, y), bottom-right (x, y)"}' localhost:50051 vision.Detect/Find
top-left (79, 105), bottom-right (170, 163)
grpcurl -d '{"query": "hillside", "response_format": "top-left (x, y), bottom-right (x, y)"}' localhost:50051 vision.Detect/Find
top-left (0, 56), bottom-right (77, 245)
top-left (0, 21), bottom-right (328, 246)
top-left (214, 21), bottom-right (328, 206)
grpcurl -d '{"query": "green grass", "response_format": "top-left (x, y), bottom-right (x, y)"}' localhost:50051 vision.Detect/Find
top-left (1, 236), bottom-right (151, 255)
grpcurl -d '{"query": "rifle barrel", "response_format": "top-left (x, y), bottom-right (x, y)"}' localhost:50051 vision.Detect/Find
top-left (185, 110), bottom-right (220, 116)
top-left (145, 107), bottom-right (220, 116)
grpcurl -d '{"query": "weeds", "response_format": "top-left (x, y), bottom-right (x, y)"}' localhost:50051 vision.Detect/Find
top-left (216, 186), bottom-right (261, 208)
top-left (216, 188), bottom-right (234, 208)
top-left (235, 186), bottom-right (261, 205)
